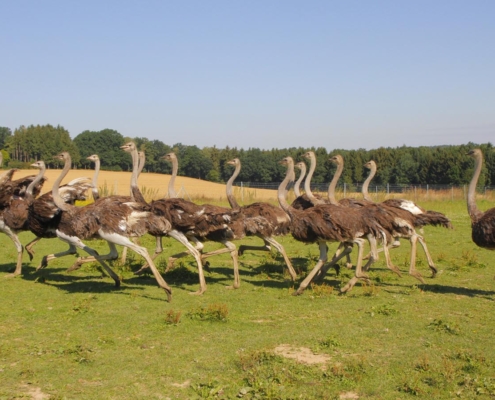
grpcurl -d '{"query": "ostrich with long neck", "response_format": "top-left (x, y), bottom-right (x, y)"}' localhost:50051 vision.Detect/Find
top-left (467, 148), bottom-right (495, 253)
top-left (132, 151), bottom-right (253, 293)
top-left (324, 155), bottom-right (441, 283)
top-left (125, 145), bottom-right (241, 295)
top-left (224, 158), bottom-right (297, 280)
top-left (69, 145), bottom-right (209, 295)
top-left (49, 151), bottom-right (175, 300)
top-left (277, 156), bottom-right (382, 294)
top-left (86, 154), bottom-right (101, 201)
top-left (0, 161), bottom-right (47, 275)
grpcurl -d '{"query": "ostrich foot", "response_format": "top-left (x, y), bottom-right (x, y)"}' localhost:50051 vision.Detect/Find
top-left (389, 265), bottom-right (402, 277)
top-left (225, 283), bottom-right (240, 290)
top-left (189, 288), bottom-right (205, 296)
top-left (67, 260), bottom-right (83, 272)
top-left (410, 271), bottom-right (426, 284)
top-left (203, 261), bottom-right (211, 273)
top-left (36, 256), bottom-right (49, 271)
top-left (26, 249), bottom-right (35, 261)
top-left (114, 279), bottom-right (121, 288)
top-left (133, 268), bottom-right (149, 276)
top-left (164, 289), bottom-right (172, 302)
top-left (429, 265), bottom-right (438, 278)
top-left (345, 263), bottom-right (353, 269)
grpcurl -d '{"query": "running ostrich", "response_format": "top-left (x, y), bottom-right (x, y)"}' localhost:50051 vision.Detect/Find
top-left (467, 149), bottom-right (495, 255)
top-left (0, 162), bottom-right (47, 275)
top-left (68, 144), bottom-right (210, 295)
top-left (134, 151), bottom-right (266, 293)
top-left (277, 156), bottom-right (382, 294)
top-left (362, 160), bottom-right (452, 233)
top-left (48, 151), bottom-right (176, 300)
top-left (224, 158), bottom-right (297, 280)
top-left (125, 146), bottom-right (244, 295)
top-left (320, 154), bottom-right (445, 283)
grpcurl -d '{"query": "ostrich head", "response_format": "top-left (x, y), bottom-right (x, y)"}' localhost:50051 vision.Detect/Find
top-left (295, 161), bottom-right (305, 171)
top-left (161, 152), bottom-right (177, 163)
top-left (54, 152), bottom-right (70, 162)
top-left (120, 142), bottom-right (137, 154)
top-left (364, 160), bottom-right (376, 170)
top-left (87, 154), bottom-right (99, 162)
top-left (227, 158), bottom-right (240, 167)
top-left (329, 154), bottom-right (343, 166)
top-left (467, 149), bottom-right (481, 158)
top-left (30, 161), bottom-right (45, 170)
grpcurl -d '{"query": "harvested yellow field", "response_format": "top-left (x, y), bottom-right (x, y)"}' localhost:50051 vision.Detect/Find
top-left (12, 169), bottom-right (281, 204)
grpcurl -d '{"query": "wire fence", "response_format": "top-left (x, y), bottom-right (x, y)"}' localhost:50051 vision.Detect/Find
top-left (233, 182), bottom-right (495, 194)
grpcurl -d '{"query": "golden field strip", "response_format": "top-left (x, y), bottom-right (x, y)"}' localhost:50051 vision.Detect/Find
top-left (12, 168), bottom-right (495, 204)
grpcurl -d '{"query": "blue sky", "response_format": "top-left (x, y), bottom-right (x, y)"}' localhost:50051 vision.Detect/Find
top-left (1, 0), bottom-right (494, 150)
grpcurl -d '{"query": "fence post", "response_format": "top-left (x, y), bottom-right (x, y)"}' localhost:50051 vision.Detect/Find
top-left (387, 183), bottom-right (389, 195)
top-left (426, 184), bottom-right (429, 198)
top-left (241, 182), bottom-right (244, 203)
top-left (451, 186), bottom-right (454, 202)
top-left (344, 182), bottom-right (346, 198)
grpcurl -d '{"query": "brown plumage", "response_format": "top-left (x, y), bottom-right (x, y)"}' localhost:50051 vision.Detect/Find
top-left (134, 151), bottom-right (264, 294)
top-left (324, 155), bottom-right (440, 283)
top-left (0, 162), bottom-right (47, 275)
top-left (225, 158), bottom-right (296, 280)
top-left (47, 151), bottom-right (175, 301)
top-left (278, 156), bottom-right (382, 294)
top-left (467, 149), bottom-right (495, 252)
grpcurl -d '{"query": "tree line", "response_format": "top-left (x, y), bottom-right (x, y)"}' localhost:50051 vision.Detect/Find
top-left (1, 124), bottom-right (494, 186)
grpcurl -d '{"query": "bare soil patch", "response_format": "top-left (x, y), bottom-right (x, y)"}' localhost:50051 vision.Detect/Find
top-left (274, 344), bottom-right (331, 366)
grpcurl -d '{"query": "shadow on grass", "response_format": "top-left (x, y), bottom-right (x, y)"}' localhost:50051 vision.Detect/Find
top-left (380, 280), bottom-right (495, 300)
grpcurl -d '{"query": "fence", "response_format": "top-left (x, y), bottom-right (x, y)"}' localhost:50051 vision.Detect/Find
top-left (231, 182), bottom-right (495, 203)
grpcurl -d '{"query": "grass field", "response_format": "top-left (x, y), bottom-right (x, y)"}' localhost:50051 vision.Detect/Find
top-left (1, 193), bottom-right (495, 398)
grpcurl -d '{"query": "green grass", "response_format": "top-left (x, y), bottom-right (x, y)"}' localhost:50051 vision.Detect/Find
top-left (1, 200), bottom-right (495, 399)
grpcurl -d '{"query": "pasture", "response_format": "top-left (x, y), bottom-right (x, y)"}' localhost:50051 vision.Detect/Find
top-left (1, 175), bottom-right (495, 398)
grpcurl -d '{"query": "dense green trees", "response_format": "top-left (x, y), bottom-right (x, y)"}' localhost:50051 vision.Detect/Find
top-left (0, 124), bottom-right (493, 186)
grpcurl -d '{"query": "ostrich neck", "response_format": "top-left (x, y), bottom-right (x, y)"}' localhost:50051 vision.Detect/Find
top-left (304, 154), bottom-right (325, 205)
top-left (26, 164), bottom-right (46, 201)
top-left (91, 159), bottom-right (100, 200)
top-left (52, 156), bottom-right (72, 212)
top-left (226, 162), bottom-right (241, 209)
top-left (278, 163), bottom-right (295, 216)
top-left (294, 165), bottom-right (306, 198)
top-left (138, 153), bottom-right (145, 176)
top-left (168, 157), bottom-right (178, 198)
top-left (130, 147), bottom-right (146, 203)
top-left (467, 153), bottom-right (483, 221)
top-left (327, 162), bottom-right (343, 206)
top-left (362, 163), bottom-right (376, 202)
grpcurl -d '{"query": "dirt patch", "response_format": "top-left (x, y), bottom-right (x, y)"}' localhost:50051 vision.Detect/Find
top-left (274, 344), bottom-right (331, 366)
top-left (20, 385), bottom-right (50, 400)
top-left (339, 392), bottom-right (359, 399)
top-left (171, 379), bottom-right (190, 388)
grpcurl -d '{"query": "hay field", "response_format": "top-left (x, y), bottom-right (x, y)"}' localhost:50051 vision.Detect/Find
top-left (12, 169), bottom-right (280, 203)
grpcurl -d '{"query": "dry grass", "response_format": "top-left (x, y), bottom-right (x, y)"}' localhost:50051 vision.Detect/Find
top-left (14, 168), bottom-right (495, 205)
top-left (13, 169), bottom-right (281, 203)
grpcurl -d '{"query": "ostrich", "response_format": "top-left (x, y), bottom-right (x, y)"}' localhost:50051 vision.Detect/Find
top-left (467, 149), bottom-right (495, 255)
top-left (277, 156), bottom-right (382, 294)
top-left (0, 161), bottom-right (47, 275)
top-left (362, 160), bottom-right (452, 234)
top-left (133, 151), bottom-right (255, 294)
top-left (86, 154), bottom-right (101, 201)
top-left (293, 161), bottom-right (306, 198)
top-left (224, 158), bottom-right (297, 280)
top-left (49, 151), bottom-right (176, 300)
top-left (68, 145), bottom-right (209, 295)
top-left (321, 155), bottom-right (443, 283)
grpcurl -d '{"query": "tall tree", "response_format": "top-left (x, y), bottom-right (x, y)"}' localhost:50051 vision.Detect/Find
top-left (74, 129), bottom-right (127, 170)
top-left (0, 127), bottom-right (12, 149)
